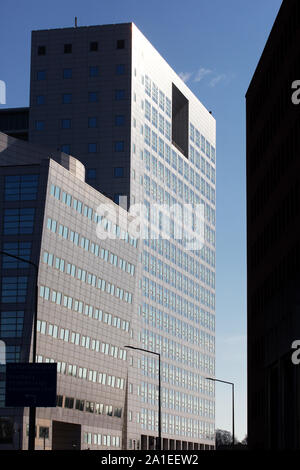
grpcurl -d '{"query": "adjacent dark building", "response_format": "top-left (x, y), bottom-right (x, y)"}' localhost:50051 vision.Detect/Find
top-left (246, 0), bottom-right (300, 450)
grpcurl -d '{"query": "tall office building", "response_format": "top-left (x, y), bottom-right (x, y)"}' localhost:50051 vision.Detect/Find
top-left (247, 0), bottom-right (300, 449)
top-left (0, 22), bottom-right (216, 449)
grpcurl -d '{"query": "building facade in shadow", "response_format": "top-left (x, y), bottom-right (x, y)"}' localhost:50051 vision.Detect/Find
top-left (247, 0), bottom-right (300, 450)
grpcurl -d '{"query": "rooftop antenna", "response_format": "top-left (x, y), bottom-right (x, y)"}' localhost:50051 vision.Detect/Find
top-left (75, 16), bottom-right (78, 28)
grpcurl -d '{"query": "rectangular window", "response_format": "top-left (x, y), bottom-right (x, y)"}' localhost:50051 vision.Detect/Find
top-left (62, 93), bottom-right (72, 104)
top-left (37, 70), bottom-right (46, 80)
top-left (88, 91), bottom-right (98, 102)
top-left (64, 44), bottom-right (72, 53)
top-left (114, 167), bottom-right (124, 177)
top-left (2, 242), bottom-right (31, 269)
top-left (35, 120), bottom-right (45, 130)
top-left (4, 208), bottom-right (35, 235)
top-left (115, 115), bottom-right (125, 126)
top-left (116, 64), bottom-right (125, 75)
top-left (0, 311), bottom-right (24, 337)
top-left (36, 95), bottom-right (45, 105)
top-left (37, 45), bottom-right (46, 55)
top-left (88, 117), bottom-right (97, 128)
top-left (5, 174), bottom-right (39, 201)
top-left (89, 66), bottom-right (99, 77)
top-left (88, 143), bottom-right (97, 153)
top-left (63, 68), bottom-right (72, 79)
top-left (115, 89), bottom-right (125, 100)
top-left (1, 276), bottom-right (28, 303)
top-left (90, 41), bottom-right (98, 51)
top-left (116, 39), bottom-right (125, 49)
top-left (114, 141), bottom-right (124, 152)
top-left (61, 144), bottom-right (70, 154)
top-left (61, 119), bottom-right (71, 129)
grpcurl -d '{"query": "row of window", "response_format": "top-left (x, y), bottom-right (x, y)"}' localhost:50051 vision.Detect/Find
top-left (189, 123), bottom-right (216, 164)
top-left (36, 67), bottom-right (126, 82)
top-left (139, 382), bottom-right (214, 419)
top-left (143, 231), bottom-right (215, 271)
top-left (142, 275), bottom-right (215, 312)
top-left (37, 39), bottom-right (125, 56)
top-left (43, 245), bottom-right (134, 282)
top-left (143, 161), bottom-right (215, 208)
top-left (144, 75), bottom-right (171, 118)
top-left (36, 354), bottom-right (125, 390)
top-left (83, 432), bottom-right (121, 448)
top-left (141, 301), bottom-right (215, 335)
top-left (139, 408), bottom-right (214, 440)
top-left (37, 314), bottom-right (128, 361)
top-left (141, 303), bottom-right (214, 350)
top-left (49, 183), bottom-right (138, 248)
top-left (39, 284), bottom-right (131, 338)
top-left (56, 393), bottom-right (122, 419)
top-left (139, 355), bottom-right (214, 396)
top-left (140, 328), bottom-right (214, 374)
top-left (44, 234), bottom-right (133, 305)
top-left (143, 250), bottom-right (215, 290)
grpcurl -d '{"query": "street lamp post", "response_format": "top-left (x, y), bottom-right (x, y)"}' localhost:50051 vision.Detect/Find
top-left (0, 250), bottom-right (39, 451)
top-left (124, 346), bottom-right (161, 450)
top-left (206, 377), bottom-right (235, 448)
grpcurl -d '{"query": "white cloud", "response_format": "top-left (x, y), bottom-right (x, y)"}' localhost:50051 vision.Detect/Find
top-left (209, 73), bottom-right (227, 87)
top-left (194, 67), bottom-right (212, 83)
top-left (178, 72), bottom-right (192, 83)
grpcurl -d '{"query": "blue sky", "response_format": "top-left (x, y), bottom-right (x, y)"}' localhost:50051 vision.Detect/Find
top-left (0, 0), bottom-right (283, 440)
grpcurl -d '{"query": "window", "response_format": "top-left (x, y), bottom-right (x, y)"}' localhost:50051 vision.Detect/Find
top-left (115, 89), bottom-right (125, 100)
top-left (5, 174), bottom-right (39, 201)
top-left (4, 208), bottom-right (35, 235)
top-left (62, 119), bottom-right (71, 129)
top-left (64, 396), bottom-right (74, 408)
top-left (116, 64), bottom-right (125, 75)
top-left (88, 143), bottom-right (97, 153)
top-left (88, 117), bottom-right (97, 128)
top-left (116, 39), bottom-right (125, 49)
top-left (88, 91), bottom-right (98, 102)
top-left (61, 144), bottom-right (70, 154)
top-left (75, 399), bottom-right (85, 411)
top-left (39, 427), bottom-right (49, 439)
top-left (36, 95), bottom-right (45, 105)
top-left (62, 93), bottom-right (72, 104)
top-left (63, 68), bottom-right (72, 79)
top-left (115, 115), bottom-right (125, 126)
top-left (90, 41), bottom-right (98, 51)
top-left (2, 242), bottom-right (31, 268)
top-left (114, 167), bottom-right (124, 178)
top-left (0, 311), bottom-right (24, 337)
top-left (64, 43), bottom-right (72, 54)
top-left (35, 120), bottom-right (45, 130)
top-left (1, 276), bottom-right (28, 303)
top-left (37, 70), bottom-right (46, 80)
top-left (89, 66), bottom-right (99, 77)
top-left (37, 45), bottom-right (46, 55)
top-left (87, 169), bottom-right (96, 180)
top-left (114, 141), bottom-right (124, 152)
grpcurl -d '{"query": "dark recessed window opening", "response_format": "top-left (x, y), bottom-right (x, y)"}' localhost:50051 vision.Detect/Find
top-left (64, 43), bottom-right (72, 54)
top-left (172, 83), bottom-right (189, 158)
top-left (90, 41), bottom-right (98, 51)
top-left (116, 39), bottom-right (125, 49)
top-left (38, 45), bottom-right (46, 56)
